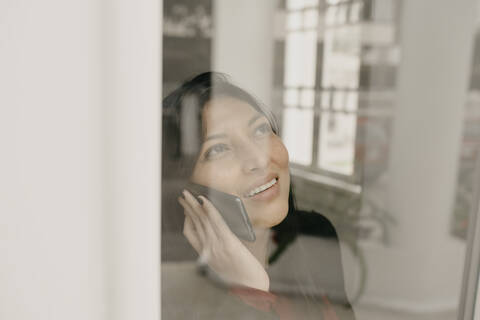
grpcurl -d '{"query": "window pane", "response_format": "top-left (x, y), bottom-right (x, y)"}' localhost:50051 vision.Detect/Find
top-left (283, 88), bottom-right (299, 107)
top-left (302, 30), bottom-right (318, 86)
top-left (318, 112), bottom-right (356, 174)
top-left (286, 0), bottom-right (306, 10)
top-left (284, 31), bottom-right (318, 87)
top-left (349, 1), bottom-right (363, 23)
top-left (333, 90), bottom-right (346, 110)
top-left (300, 88), bottom-right (315, 108)
top-left (162, 2), bottom-right (480, 320)
top-left (282, 108), bottom-right (314, 165)
top-left (287, 0), bottom-right (318, 9)
top-left (325, 6), bottom-right (337, 26)
top-left (284, 32), bottom-right (302, 87)
top-left (345, 91), bottom-right (358, 111)
top-left (321, 90), bottom-right (331, 109)
top-left (321, 28), bottom-right (361, 89)
top-left (303, 0), bottom-right (319, 8)
top-left (304, 9), bottom-right (319, 29)
top-left (326, 0), bottom-right (341, 5)
top-left (286, 12), bottom-right (302, 30)
top-left (336, 4), bottom-right (348, 24)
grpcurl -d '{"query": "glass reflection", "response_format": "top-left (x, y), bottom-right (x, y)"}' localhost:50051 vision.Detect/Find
top-left (162, 0), bottom-right (480, 319)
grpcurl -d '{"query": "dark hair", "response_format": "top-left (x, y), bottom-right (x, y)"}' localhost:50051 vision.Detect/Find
top-left (162, 72), bottom-right (296, 237)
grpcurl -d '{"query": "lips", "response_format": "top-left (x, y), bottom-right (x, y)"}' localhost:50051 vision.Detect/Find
top-left (243, 174), bottom-right (279, 198)
top-left (245, 178), bottom-right (278, 197)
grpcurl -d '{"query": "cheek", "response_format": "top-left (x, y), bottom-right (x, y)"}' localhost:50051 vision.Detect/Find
top-left (270, 138), bottom-right (289, 168)
top-left (191, 161), bottom-right (240, 194)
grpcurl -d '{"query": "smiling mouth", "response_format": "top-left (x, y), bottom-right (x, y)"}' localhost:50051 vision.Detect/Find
top-left (244, 178), bottom-right (278, 198)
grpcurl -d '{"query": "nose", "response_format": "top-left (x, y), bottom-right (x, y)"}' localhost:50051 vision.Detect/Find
top-left (240, 141), bottom-right (269, 174)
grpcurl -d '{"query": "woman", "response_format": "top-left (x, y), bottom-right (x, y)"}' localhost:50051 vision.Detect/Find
top-left (162, 72), bottom-right (355, 319)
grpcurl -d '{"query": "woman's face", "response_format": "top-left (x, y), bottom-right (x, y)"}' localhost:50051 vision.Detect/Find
top-left (190, 96), bottom-right (290, 228)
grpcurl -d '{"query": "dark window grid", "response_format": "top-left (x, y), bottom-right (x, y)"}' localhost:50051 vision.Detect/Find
top-left (324, 0), bottom-right (375, 26)
top-left (286, 25), bottom-right (319, 33)
top-left (283, 85), bottom-right (317, 109)
top-left (316, 85), bottom-right (360, 181)
top-left (285, 4), bottom-right (319, 14)
top-left (284, 1), bottom-right (324, 33)
top-left (318, 87), bottom-right (361, 114)
top-left (284, 3), bottom-right (378, 34)
top-left (327, 0), bottom-right (400, 26)
top-left (324, 0), bottom-right (355, 6)
top-left (283, 86), bottom-right (360, 181)
top-left (282, 0), bottom-right (364, 181)
top-left (284, 86), bottom-right (360, 113)
top-left (285, 9), bottom-right (320, 32)
top-left (288, 122), bottom-right (360, 185)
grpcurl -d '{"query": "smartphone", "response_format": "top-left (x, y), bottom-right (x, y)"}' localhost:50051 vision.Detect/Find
top-left (185, 182), bottom-right (256, 242)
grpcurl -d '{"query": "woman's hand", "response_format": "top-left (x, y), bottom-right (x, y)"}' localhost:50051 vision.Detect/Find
top-left (178, 190), bottom-right (270, 291)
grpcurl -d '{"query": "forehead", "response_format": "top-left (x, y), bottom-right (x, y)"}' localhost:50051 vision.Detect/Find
top-left (202, 97), bottom-right (262, 134)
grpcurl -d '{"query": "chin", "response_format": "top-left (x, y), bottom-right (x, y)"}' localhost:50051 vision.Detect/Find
top-left (251, 201), bottom-right (289, 228)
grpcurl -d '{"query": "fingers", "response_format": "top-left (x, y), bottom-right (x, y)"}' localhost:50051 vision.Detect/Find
top-left (183, 215), bottom-right (202, 253)
top-left (180, 190), bottom-right (240, 261)
top-left (182, 190), bottom-right (218, 240)
top-left (178, 196), bottom-right (206, 244)
top-left (183, 190), bottom-right (204, 217)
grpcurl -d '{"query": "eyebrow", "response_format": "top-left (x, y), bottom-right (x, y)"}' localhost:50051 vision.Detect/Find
top-left (204, 114), bottom-right (265, 142)
top-left (248, 114), bottom-right (264, 127)
top-left (204, 133), bottom-right (227, 142)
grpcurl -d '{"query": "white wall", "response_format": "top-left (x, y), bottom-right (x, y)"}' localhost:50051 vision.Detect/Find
top-left (102, 0), bottom-right (161, 319)
top-left (354, 0), bottom-right (478, 312)
top-left (212, 0), bottom-right (277, 106)
top-left (0, 1), bottom-right (161, 319)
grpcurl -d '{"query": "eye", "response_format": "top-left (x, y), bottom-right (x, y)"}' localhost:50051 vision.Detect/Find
top-left (203, 143), bottom-right (231, 160)
top-left (253, 122), bottom-right (273, 137)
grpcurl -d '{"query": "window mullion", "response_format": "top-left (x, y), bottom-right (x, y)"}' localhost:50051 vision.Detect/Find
top-left (311, 88), bottom-right (321, 169)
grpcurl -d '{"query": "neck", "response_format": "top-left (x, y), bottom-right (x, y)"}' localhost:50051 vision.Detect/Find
top-left (241, 228), bottom-right (271, 268)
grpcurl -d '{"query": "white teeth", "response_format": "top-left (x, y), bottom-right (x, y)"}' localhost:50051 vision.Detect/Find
top-left (246, 178), bottom-right (277, 197)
